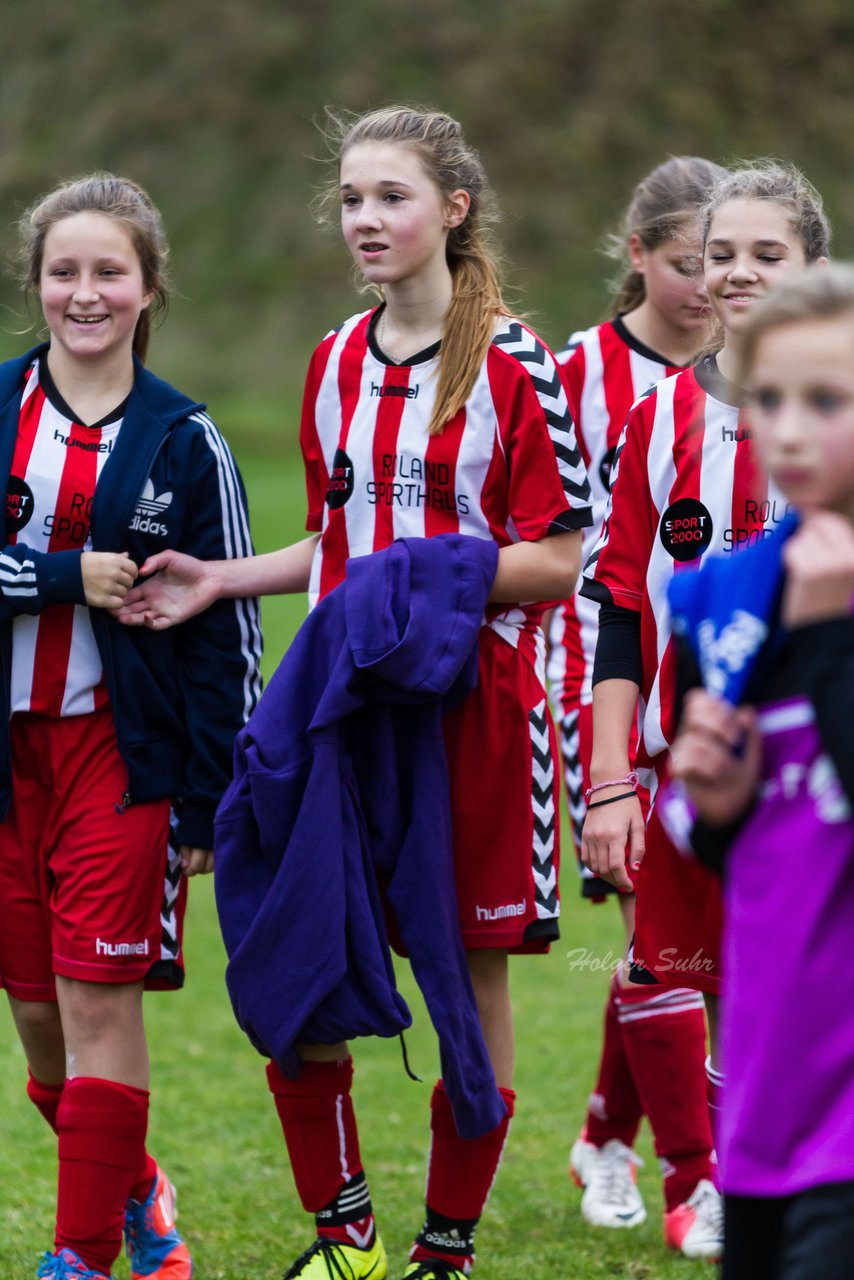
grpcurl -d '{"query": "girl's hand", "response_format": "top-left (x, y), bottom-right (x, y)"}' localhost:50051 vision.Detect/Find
top-left (113, 550), bottom-right (218, 629)
top-left (179, 845), bottom-right (213, 876)
top-left (81, 551), bottom-right (138, 609)
top-left (669, 688), bottom-right (761, 826)
top-left (782, 511), bottom-right (854, 628)
top-left (581, 790), bottom-right (645, 892)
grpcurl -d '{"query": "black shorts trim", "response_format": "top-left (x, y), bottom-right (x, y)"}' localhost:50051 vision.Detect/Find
top-left (581, 875), bottom-right (619, 901)
top-left (522, 918), bottom-right (560, 945)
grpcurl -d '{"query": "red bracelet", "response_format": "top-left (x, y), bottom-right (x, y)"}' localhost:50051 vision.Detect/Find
top-left (584, 771), bottom-right (639, 803)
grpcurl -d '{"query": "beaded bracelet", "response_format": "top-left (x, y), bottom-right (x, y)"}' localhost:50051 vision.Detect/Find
top-left (587, 790), bottom-right (638, 810)
top-left (584, 771), bottom-right (638, 802)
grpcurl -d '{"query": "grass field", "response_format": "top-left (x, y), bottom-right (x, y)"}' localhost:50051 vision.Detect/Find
top-left (0, 449), bottom-right (710, 1279)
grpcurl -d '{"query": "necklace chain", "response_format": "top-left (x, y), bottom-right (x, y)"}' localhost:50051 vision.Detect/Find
top-left (379, 308), bottom-right (393, 359)
top-left (378, 308), bottom-right (442, 362)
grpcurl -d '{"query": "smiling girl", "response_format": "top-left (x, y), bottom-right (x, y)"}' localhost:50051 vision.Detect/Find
top-left (577, 161), bottom-right (829, 1258)
top-left (547, 155), bottom-right (726, 1252)
top-left (0, 174), bottom-right (260, 1280)
top-left (118, 106), bottom-right (593, 1280)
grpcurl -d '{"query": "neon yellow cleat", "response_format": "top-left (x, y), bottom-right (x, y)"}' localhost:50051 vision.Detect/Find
top-left (282, 1235), bottom-right (387, 1279)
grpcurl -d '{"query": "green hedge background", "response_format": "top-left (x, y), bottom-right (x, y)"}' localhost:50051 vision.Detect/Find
top-left (1, 0), bottom-right (852, 443)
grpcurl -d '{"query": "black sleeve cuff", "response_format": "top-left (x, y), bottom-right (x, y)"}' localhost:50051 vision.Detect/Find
top-left (548, 506), bottom-right (594, 534)
top-left (593, 603), bottom-right (643, 687)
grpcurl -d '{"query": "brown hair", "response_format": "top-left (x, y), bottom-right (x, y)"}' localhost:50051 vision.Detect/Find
top-left (701, 161), bottom-right (831, 266)
top-left (609, 156), bottom-right (727, 316)
top-left (698, 161), bottom-right (831, 361)
top-left (318, 106), bottom-right (508, 436)
top-left (19, 173), bottom-right (170, 363)
top-left (737, 262), bottom-right (854, 387)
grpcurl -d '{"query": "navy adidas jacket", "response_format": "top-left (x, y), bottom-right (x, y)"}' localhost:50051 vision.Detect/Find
top-left (215, 533), bottom-right (507, 1139)
top-left (0, 344), bottom-right (262, 850)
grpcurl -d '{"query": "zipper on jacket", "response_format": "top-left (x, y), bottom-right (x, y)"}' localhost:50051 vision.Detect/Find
top-left (91, 432), bottom-right (171, 776)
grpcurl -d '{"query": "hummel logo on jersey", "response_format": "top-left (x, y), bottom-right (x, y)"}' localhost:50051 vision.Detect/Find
top-left (476, 899), bottom-right (526, 921)
top-left (96, 937), bottom-right (149, 957)
top-left (370, 381), bottom-right (419, 399)
top-left (130, 479), bottom-right (172, 536)
top-left (722, 422), bottom-right (752, 442)
top-left (53, 428), bottom-right (115, 454)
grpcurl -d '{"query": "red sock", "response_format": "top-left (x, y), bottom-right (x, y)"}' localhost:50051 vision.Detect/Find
top-left (583, 974), bottom-right (644, 1149)
top-left (27, 1070), bottom-right (63, 1133)
top-left (616, 985), bottom-right (713, 1211)
top-left (266, 1058), bottom-right (375, 1249)
top-left (56, 1077), bottom-right (149, 1275)
top-left (410, 1080), bottom-right (515, 1274)
top-left (128, 1151), bottom-right (158, 1204)
top-left (28, 1070), bottom-right (158, 1205)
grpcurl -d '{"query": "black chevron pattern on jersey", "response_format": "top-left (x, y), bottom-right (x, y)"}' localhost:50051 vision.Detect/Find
top-left (558, 706), bottom-right (585, 851)
top-left (160, 818), bottom-right (182, 963)
top-left (529, 698), bottom-right (558, 918)
top-left (493, 323), bottom-right (592, 507)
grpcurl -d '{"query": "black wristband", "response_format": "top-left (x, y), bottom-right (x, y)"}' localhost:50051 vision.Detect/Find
top-left (587, 790), bottom-right (638, 810)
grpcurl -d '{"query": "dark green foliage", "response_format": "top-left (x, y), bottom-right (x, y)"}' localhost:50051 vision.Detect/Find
top-left (1, 0), bottom-right (852, 436)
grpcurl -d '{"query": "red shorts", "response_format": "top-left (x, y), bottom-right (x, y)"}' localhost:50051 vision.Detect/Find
top-left (632, 788), bottom-right (723, 994)
top-left (442, 627), bottom-right (561, 953)
top-left (0, 711), bottom-right (186, 1001)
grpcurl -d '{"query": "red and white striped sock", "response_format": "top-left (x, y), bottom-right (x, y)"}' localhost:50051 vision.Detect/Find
top-left (616, 984), bottom-right (714, 1211)
top-left (266, 1058), bottom-right (376, 1250)
top-left (583, 973), bottom-right (644, 1149)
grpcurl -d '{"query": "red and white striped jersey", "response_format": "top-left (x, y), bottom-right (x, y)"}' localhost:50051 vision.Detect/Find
top-left (301, 308), bottom-right (592, 679)
top-left (7, 361), bottom-right (120, 716)
top-left (548, 318), bottom-right (682, 711)
top-left (581, 356), bottom-right (792, 766)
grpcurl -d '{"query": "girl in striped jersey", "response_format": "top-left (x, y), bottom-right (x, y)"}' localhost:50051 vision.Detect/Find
top-left (0, 176), bottom-right (261, 1280)
top-left (118, 107), bottom-right (592, 1280)
top-left (548, 157), bottom-right (728, 1255)
top-left (580, 163), bottom-right (830, 1254)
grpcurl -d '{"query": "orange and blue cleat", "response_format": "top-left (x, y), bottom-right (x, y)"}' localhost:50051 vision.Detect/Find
top-left (124, 1167), bottom-right (193, 1279)
top-left (36, 1248), bottom-right (110, 1279)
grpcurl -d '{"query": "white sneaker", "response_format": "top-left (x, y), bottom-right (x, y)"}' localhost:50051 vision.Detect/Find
top-left (664, 1178), bottom-right (724, 1259)
top-left (569, 1137), bottom-right (646, 1228)
top-left (568, 1135), bottom-right (598, 1188)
